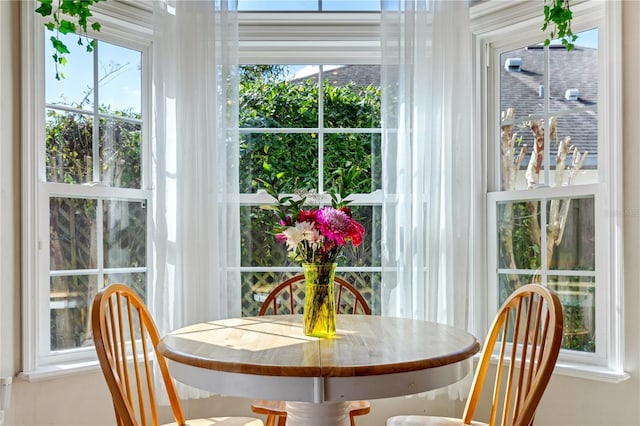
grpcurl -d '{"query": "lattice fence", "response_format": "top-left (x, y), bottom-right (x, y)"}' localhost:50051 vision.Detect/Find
top-left (242, 271), bottom-right (381, 317)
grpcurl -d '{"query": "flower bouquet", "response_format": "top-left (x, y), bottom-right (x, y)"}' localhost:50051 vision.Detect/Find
top-left (259, 170), bottom-right (365, 337)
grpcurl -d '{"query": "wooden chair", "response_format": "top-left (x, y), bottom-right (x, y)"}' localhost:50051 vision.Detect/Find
top-left (252, 274), bottom-right (372, 426)
top-left (91, 283), bottom-right (264, 426)
top-left (386, 284), bottom-right (564, 426)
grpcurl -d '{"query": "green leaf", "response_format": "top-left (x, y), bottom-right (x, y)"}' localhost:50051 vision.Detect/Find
top-left (58, 20), bottom-right (76, 35)
top-left (35, 3), bottom-right (53, 17)
top-left (50, 37), bottom-right (70, 54)
top-left (91, 22), bottom-right (101, 31)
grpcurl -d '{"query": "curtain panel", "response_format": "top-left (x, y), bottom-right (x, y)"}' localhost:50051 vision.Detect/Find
top-left (380, 0), bottom-right (477, 398)
top-left (151, 0), bottom-right (239, 400)
top-left (150, 0), bottom-right (478, 402)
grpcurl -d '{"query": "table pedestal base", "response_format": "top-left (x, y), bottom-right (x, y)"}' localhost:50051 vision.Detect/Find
top-left (285, 401), bottom-right (350, 426)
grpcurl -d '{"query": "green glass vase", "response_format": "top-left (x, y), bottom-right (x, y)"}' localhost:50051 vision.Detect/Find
top-left (302, 263), bottom-right (337, 338)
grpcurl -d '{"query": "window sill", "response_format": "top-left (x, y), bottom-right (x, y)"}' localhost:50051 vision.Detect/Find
top-left (553, 361), bottom-right (630, 383)
top-left (487, 354), bottom-right (630, 384)
top-left (19, 360), bottom-right (101, 383)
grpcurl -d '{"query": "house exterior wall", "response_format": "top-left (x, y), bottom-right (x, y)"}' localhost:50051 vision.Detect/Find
top-left (1, 1), bottom-right (639, 425)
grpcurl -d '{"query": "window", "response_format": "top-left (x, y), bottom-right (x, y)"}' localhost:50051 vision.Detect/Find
top-left (236, 11), bottom-right (382, 316)
top-left (238, 64), bottom-right (382, 316)
top-left (475, 0), bottom-right (627, 379)
top-left (22, 6), bottom-right (151, 377)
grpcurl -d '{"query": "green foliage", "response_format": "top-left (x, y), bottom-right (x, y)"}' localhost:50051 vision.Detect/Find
top-left (542, 0), bottom-right (578, 50)
top-left (46, 104), bottom-right (144, 350)
top-left (239, 65), bottom-right (380, 269)
top-left (239, 70), bottom-right (380, 195)
top-left (36, 0), bottom-right (105, 80)
top-left (46, 106), bottom-right (142, 188)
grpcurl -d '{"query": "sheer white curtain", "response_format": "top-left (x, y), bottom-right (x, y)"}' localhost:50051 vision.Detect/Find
top-left (380, 0), bottom-right (478, 394)
top-left (151, 0), bottom-right (239, 399)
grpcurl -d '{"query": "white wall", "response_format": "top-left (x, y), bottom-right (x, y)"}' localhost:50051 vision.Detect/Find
top-left (0, 2), bottom-right (21, 422)
top-left (2, 1), bottom-right (640, 425)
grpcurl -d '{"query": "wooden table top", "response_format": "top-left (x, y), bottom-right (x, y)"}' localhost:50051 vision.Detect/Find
top-left (158, 315), bottom-right (480, 378)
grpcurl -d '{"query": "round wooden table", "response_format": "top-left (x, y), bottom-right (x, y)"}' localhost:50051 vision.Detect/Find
top-left (158, 314), bottom-right (480, 426)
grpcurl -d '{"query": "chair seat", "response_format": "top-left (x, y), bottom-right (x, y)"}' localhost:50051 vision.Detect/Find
top-left (386, 416), bottom-right (488, 426)
top-left (163, 417), bottom-right (264, 426)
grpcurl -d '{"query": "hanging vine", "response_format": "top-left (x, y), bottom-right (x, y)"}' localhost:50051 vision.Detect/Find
top-left (35, 0), bottom-right (105, 80)
top-left (542, 0), bottom-right (578, 50)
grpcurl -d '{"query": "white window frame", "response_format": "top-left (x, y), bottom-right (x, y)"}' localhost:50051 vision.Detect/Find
top-left (20, 1), bottom-right (152, 380)
top-left (471, 0), bottom-right (628, 382)
top-left (237, 13), bottom-right (384, 280)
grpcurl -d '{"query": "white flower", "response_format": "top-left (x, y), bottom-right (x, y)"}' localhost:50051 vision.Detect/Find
top-left (283, 224), bottom-right (306, 251)
top-left (283, 221), bottom-right (324, 253)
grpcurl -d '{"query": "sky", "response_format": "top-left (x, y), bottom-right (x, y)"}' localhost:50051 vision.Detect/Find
top-left (45, 30), bottom-right (142, 114)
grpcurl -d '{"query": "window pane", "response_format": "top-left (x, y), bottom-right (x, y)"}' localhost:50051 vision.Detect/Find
top-left (240, 133), bottom-right (318, 193)
top-left (99, 118), bottom-right (142, 188)
top-left (50, 197), bottom-right (97, 270)
top-left (45, 30), bottom-right (94, 110)
top-left (497, 197), bottom-right (595, 272)
top-left (50, 275), bottom-right (97, 350)
top-left (103, 200), bottom-right (147, 269)
top-left (240, 65), bottom-right (318, 128)
top-left (497, 200), bottom-right (541, 270)
top-left (98, 41), bottom-right (142, 115)
top-left (548, 277), bottom-right (595, 353)
top-left (322, 65), bottom-right (381, 128)
top-left (324, 133), bottom-right (381, 192)
top-left (46, 110), bottom-right (94, 184)
top-left (547, 197), bottom-right (595, 271)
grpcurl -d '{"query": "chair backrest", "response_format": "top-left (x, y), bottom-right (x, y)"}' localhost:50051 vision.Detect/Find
top-left (91, 283), bottom-right (185, 426)
top-left (462, 284), bottom-right (564, 426)
top-left (258, 274), bottom-right (371, 316)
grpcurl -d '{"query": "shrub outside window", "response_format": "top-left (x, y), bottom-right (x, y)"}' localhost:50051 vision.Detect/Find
top-left (238, 64), bottom-right (383, 316)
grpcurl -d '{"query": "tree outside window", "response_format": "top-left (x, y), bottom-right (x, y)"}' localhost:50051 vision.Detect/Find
top-left (493, 29), bottom-right (598, 353)
top-left (45, 30), bottom-right (147, 351)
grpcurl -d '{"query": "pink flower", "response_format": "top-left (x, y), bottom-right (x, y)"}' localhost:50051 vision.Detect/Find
top-left (316, 207), bottom-right (361, 246)
top-left (265, 192), bottom-right (365, 264)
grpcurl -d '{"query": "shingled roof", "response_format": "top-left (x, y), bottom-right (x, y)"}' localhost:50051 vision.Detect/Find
top-left (290, 64), bottom-right (380, 88)
top-left (500, 45), bottom-right (598, 169)
top-left (291, 50), bottom-right (598, 169)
